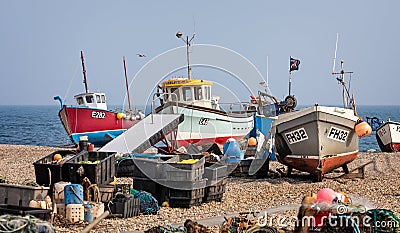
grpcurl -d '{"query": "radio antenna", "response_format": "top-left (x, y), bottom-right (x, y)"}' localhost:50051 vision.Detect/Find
top-left (332, 33), bottom-right (339, 74)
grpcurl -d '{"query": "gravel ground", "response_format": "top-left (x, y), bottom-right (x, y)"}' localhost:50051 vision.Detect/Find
top-left (0, 144), bottom-right (399, 232)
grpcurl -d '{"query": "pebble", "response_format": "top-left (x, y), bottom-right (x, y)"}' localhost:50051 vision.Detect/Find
top-left (0, 144), bottom-right (399, 232)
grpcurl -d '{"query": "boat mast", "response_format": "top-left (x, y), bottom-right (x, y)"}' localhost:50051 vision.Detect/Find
top-left (80, 51), bottom-right (89, 94)
top-left (176, 31), bottom-right (195, 80)
top-left (333, 61), bottom-right (353, 109)
top-left (123, 56), bottom-right (132, 111)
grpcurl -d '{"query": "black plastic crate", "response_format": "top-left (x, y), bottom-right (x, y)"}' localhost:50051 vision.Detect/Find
top-left (132, 177), bottom-right (166, 203)
top-left (203, 178), bottom-right (227, 203)
top-left (66, 151), bottom-right (116, 185)
top-left (104, 195), bottom-right (140, 218)
top-left (0, 204), bottom-right (52, 221)
top-left (33, 150), bottom-right (77, 186)
top-left (167, 187), bottom-right (205, 208)
top-left (132, 177), bottom-right (206, 208)
top-left (230, 159), bottom-right (270, 178)
top-left (116, 156), bottom-right (168, 179)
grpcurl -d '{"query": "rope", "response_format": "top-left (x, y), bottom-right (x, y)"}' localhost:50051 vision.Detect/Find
top-left (0, 214), bottom-right (55, 233)
top-left (159, 225), bottom-right (187, 233)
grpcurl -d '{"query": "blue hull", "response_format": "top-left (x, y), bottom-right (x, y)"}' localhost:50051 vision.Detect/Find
top-left (71, 129), bottom-right (126, 147)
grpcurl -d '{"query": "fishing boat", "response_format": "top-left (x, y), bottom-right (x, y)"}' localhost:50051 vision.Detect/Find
top-left (272, 59), bottom-right (367, 181)
top-left (153, 32), bottom-right (254, 148)
top-left (54, 52), bottom-right (143, 147)
top-left (376, 119), bottom-right (400, 152)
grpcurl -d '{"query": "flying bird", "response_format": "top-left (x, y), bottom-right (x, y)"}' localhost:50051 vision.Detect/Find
top-left (136, 53), bottom-right (146, 57)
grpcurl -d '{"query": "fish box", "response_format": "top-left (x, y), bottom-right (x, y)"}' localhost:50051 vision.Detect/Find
top-left (165, 154), bottom-right (205, 182)
top-left (104, 194), bottom-right (140, 218)
top-left (66, 151), bottom-right (116, 185)
top-left (0, 183), bottom-right (49, 206)
top-left (203, 178), bottom-right (227, 203)
top-left (0, 204), bottom-right (52, 221)
top-left (116, 155), bottom-right (169, 179)
top-left (132, 177), bottom-right (206, 208)
top-left (33, 150), bottom-right (77, 186)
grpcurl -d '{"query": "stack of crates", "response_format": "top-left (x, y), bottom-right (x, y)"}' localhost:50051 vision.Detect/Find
top-left (203, 163), bottom-right (229, 203)
top-left (132, 154), bottom-right (207, 208)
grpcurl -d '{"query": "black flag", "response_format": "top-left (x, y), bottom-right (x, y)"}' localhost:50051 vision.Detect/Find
top-left (290, 57), bottom-right (300, 72)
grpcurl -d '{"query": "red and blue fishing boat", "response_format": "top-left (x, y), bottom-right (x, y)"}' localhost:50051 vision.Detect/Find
top-left (54, 52), bottom-right (143, 147)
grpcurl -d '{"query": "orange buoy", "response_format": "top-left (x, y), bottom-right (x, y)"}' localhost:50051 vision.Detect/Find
top-left (53, 153), bottom-right (63, 161)
top-left (117, 113), bottom-right (123, 119)
top-left (248, 137), bottom-right (257, 146)
top-left (355, 120), bottom-right (372, 137)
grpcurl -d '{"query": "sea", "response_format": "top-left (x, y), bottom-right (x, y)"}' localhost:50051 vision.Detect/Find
top-left (0, 105), bottom-right (399, 152)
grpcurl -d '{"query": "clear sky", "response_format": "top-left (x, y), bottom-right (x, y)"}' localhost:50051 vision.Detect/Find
top-left (0, 1), bottom-right (399, 107)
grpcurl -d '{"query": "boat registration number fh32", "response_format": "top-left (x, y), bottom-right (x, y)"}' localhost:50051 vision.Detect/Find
top-left (327, 126), bottom-right (349, 142)
top-left (285, 128), bottom-right (308, 144)
top-left (91, 111), bottom-right (106, 119)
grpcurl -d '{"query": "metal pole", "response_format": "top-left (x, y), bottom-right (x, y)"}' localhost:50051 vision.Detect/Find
top-left (80, 51), bottom-right (89, 93)
top-left (123, 56), bottom-right (132, 110)
top-left (341, 61), bottom-right (347, 108)
top-left (288, 71), bottom-right (292, 96)
top-left (186, 35), bottom-right (191, 80)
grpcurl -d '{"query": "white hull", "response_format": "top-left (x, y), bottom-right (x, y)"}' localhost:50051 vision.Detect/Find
top-left (157, 102), bottom-right (254, 147)
top-left (376, 121), bottom-right (400, 152)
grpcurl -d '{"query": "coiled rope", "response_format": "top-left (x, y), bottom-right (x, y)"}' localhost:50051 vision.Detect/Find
top-left (0, 214), bottom-right (54, 233)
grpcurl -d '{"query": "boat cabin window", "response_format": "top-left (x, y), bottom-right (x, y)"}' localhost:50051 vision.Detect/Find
top-left (96, 95), bottom-right (101, 103)
top-left (170, 88), bottom-right (179, 101)
top-left (76, 97), bottom-right (84, 105)
top-left (86, 95), bottom-right (94, 104)
top-left (182, 87), bottom-right (192, 101)
top-left (194, 86), bottom-right (203, 100)
top-left (205, 86), bottom-right (211, 100)
top-left (101, 95), bottom-right (106, 103)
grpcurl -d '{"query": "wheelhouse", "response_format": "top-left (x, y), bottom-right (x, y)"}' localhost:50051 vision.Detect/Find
top-left (161, 78), bottom-right (214, 108)
top-left (74, 92), bottom-right (107, 110)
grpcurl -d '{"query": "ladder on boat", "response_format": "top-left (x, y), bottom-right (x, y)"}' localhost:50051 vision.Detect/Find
top-left (99, 113), bottom-right (184, 154)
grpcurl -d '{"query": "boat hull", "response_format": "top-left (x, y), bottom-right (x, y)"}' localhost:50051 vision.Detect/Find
top-left (376, 121), bottom-right (400, 152)
top-left (273, 105), bottom-right (359, 176)
top-left (156, 102), bottom-right (254, 147)
top-left (58, 105), bottom-right (139, 146)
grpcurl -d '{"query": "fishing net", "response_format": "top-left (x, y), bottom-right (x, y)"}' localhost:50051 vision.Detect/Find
top-left (133, 190), bottom-right (159, 215)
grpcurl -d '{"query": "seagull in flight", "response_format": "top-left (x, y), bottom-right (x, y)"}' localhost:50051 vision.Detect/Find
top-left (136, 53), bottom-right (146, 57)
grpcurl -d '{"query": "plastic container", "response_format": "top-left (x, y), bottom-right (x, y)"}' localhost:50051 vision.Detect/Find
top-left (33, 150), bottom-right (77, 186)
top-left (89, 202), bottom-right (104, 220)
top-left (0, 204), bottom-right (52, 221)
top-left (84, 203), bottom-right (93, 223)
top-left (203, 178), bottom-right (227, 203)
top-left (223, 139), bottom-right (241, 163)
top-left (66, 151), bottom-right (116, 185)
top-left (165, 154), bottom-right (205, 182)
top-left (64, 184), bottom-right (83, 205)
top-left (132, 177), bottom-right (206, 208)
top-left (104, 195), bottom-right (140, 218)
top-left (56, 203), bottom-right (66, 217)
top-left (204, 163), bottom-right (228, 186)
top-left (116, 156), bottom-right (166, 179)
top-left (66, 204), bottom-right (84, 223)
top-left (53, 181), bottom-right (71, 204)
top-left (0, 183), bottom-right (49, 206)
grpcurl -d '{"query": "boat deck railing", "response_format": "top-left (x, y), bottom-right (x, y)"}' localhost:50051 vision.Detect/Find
top-left (218, 101), bottom-right (252, 113)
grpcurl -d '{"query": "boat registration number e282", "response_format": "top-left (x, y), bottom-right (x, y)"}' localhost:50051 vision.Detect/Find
top-left (285, 128), bottom-right (308, 144)
top-left (327, 126), bottom-right (349, 142)
top-left (91, 111), bottom-right (106, 119)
